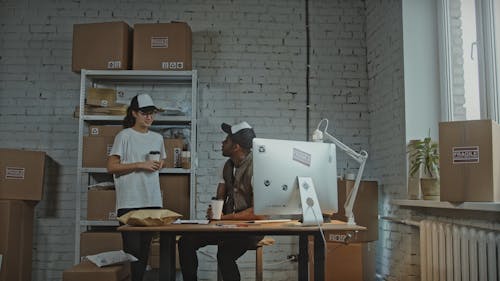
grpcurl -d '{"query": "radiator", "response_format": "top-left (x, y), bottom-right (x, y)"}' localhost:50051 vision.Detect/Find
top-left (420, 220), bottom-right (500, 281)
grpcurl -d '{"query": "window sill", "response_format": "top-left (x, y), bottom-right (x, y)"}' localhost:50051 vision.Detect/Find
top-left (391, 199), bottom-right (500, 212)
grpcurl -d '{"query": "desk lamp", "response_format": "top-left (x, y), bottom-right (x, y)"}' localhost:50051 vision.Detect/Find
top-left (312, 119), bottom-right (368, 225)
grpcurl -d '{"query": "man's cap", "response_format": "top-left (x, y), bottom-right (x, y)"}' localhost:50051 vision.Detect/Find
top-left (221, 121), bottom-right (256, 149)
top-left (130, 94), bottom-right (164, 112)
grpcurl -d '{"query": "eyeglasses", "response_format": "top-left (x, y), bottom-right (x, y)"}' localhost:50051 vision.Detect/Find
top-left (137, 110), bottom-right (157, 117)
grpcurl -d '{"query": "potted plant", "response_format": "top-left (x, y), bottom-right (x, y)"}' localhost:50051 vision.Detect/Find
top-left (408, 136), bottom-right (440, 200)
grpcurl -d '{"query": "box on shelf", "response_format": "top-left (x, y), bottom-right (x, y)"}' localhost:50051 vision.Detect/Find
top-left (83, 136), bottom-right (115, 168)
top-left (72, 21), bottom-right (132, 72)
top-left (133, 22), bottom-right (192, 70)
top-left (80, 231), bottom-right (122, 257)
top-left (160, 175), bottom-right (190, 218)
top-left (331, 179), bottom-right (378, 242)
top-left (439, 120), bottom-right (500, 202)
top-left (0, 200), bottom-right (35, 281)
top-left (0, 149), bottom-right (46, 201)
top-left (87, 88), bottom-right (117, 107)
top-left (87, 189), bottom-right (116, 220)
top-left (63, 261), bottom-right (130, 281)
top-left (309, 240), bottom-right (375, 281)
top-left (164, 138), bottom-right (184, 168)
top-left (88, 125), bottom-right (123, 137)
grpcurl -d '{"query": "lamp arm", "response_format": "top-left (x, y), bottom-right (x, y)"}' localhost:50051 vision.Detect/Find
top-left (322, 131), bottom-right (368, 225)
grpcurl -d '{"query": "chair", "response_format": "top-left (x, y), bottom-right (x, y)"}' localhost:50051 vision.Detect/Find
top-left (217, 237), bottom-right (275, 281)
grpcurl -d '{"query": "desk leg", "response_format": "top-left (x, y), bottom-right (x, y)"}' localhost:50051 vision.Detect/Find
top-left (159, 233), bottom-right (176, 281)
top-left (298, 235), bottom-right (308, 281)
top-left (313, 234), bottom-right (325, 281)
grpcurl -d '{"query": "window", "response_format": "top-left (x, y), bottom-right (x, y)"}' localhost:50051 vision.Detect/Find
top-left (438, 0), bottom-right (500, 122)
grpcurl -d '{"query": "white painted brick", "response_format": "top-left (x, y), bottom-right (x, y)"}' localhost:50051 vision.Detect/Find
top-left (0, 1), bottom-right (374, 280)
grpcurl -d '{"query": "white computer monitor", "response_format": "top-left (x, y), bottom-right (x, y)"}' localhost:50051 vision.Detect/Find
top-left (252, 138), bottom-right (338, 225)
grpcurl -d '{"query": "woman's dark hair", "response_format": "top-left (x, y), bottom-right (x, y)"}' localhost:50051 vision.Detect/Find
top-left (123, 95), bottom-right (140, 128)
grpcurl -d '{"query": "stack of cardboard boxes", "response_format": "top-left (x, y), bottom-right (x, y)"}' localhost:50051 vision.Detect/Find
top-left (72, 21), bottom-right (192, 72)
top-left (0, 149), bottom-right (46, 281)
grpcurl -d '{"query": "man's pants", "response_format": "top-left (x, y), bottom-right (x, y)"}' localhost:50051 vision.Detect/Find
top-left (178, 234), bottom-right (264, 281)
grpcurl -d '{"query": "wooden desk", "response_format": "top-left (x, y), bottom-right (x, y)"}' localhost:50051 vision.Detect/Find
top-left (118, 220), bottom-right (364, 281)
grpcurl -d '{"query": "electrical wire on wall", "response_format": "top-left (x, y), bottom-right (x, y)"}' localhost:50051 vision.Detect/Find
top-left (305, 0), bottom-right (311, 141)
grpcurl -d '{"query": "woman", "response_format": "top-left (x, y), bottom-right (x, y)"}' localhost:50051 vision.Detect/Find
top-left (107, 93), bottom-right (166, 281)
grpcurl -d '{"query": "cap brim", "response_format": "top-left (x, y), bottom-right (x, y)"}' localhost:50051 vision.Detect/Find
top-left (221, 123), bottom-right (232, 134)
top-left (139, 106), bottom-right (165, 112)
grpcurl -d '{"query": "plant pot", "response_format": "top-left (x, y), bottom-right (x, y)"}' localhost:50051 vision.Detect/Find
top-left (420, 178), bottom-right (440, 200)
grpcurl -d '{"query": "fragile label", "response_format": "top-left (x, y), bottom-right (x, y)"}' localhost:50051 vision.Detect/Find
top-left (293, 148), bottom-right (311, 167)
top-left (151, 37), bottom-right (168, 48)
top-left (452, 146), bottom-right (479, 163)
top-left (5, 167), bottom-right (25, 179)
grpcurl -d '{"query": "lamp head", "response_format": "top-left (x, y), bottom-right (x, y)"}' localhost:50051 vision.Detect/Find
top-left (312, 129), bottom-right (323, 142)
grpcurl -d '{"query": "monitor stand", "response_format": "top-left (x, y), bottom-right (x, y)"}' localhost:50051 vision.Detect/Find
top-left (297, 177), bottom-right (324, 226)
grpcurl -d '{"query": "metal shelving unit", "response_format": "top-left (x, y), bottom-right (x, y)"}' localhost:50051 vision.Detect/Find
top-left (74, 69), bottom-right (198, 262)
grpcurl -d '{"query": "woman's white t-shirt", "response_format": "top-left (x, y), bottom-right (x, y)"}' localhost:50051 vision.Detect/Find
top-left (110, 128), bottom-right (166, 210)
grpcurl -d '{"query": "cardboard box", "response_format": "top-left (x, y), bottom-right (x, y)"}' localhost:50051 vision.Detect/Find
top-left (88, 125), bottom-right (122, 137)
top-left (309, 241), bottom-right (375, 281)
top-left (164, 138), bottom-right (184, 168)
top-left (80, 231), bottom-right (123, 257)
top-left (439, 120), bottom-right (500, 202)
top-left (63, 261), bottom-right (130, 281)
top-left (82, 136), bottom-right (115, 168)
top-left (87, 88), bottom-right (117, 107)
top-left (133, 22), bottom-right (192, 70)
top-left (0, 149), bottom-right (46, 201)
top-left (87, 190), bottom-right (116, 220)
top-left (331, 179), bottom-right (378, 242)
top-left (72, 21), bottom-right (132, 72)
top-left (148, 237), bottom-right (180, 270)
top-left (0, 200), bottom-right (35, 281)
top-left (160, 175), bottom-right (190, 218)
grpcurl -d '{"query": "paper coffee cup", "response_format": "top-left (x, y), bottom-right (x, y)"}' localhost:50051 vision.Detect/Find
top-left (148, 151), bottom-right (160, 161)
top-left (211, 199), bottom-right (224, 220)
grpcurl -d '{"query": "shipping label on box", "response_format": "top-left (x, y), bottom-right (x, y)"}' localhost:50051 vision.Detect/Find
top-left (452, 146), bottom-right (479, 163)
top-left (0, 149), bottom-right (46, 201)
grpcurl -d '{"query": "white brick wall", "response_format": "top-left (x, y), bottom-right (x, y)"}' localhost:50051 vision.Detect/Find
top-left (365, 1), bottom-right (413, 279)
top-left (0, 0), bottom-right (369, 280)
top-left (366, 1), bottom-right (499, 281)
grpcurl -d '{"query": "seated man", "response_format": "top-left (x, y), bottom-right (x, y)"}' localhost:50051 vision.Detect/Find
top-left (178, 121), bottom-right (266, 281)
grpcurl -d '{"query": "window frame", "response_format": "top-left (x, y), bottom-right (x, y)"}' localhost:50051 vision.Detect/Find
top-left (438, 0), bottom-right (500, 122)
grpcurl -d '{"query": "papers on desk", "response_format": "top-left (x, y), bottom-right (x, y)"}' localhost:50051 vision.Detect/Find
top-left (246, 219), bottom-right (292, 224)
top-left (173, 219), bottom-right (210, 225)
